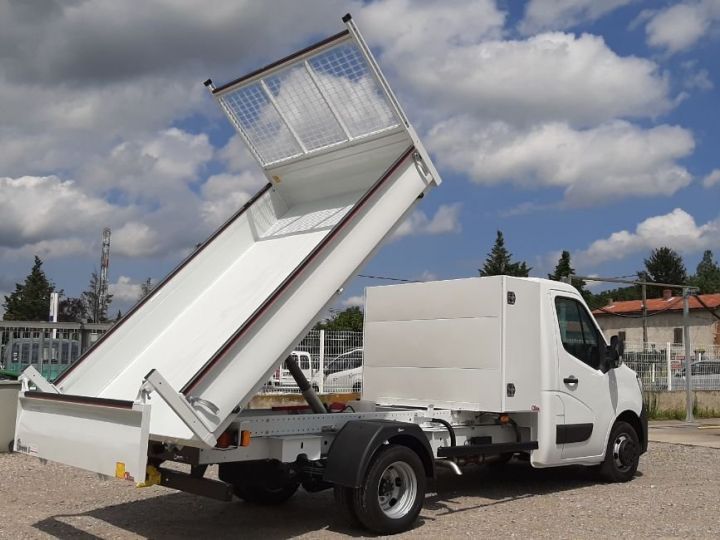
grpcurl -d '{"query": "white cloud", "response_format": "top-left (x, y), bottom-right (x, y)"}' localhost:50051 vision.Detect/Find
top-left (200, 172), bottom-right (266, 227)
top-left (363, 22), bottom-right (672, 127)
top-left (681, 60), bottom-right (714, 90)
top-left (0, 175), bottom-right (132, 249)
top-left (112, 222), bottom-right (162, 258)
top-left (362, 0), bottom-right (505, 54)
top-left (109, 275), bottom-right (143, 303)
top-left (392, 204), bottom-right (462, 240)
top-left (644, 1), bottom-right (720, 54)
top-left (341, 295), bottom-right (364, 308)
top-left (575, 208), bottom-right (720, 266)
top-left (415, 270), bottom-right (438, 282)
top-left (0, 239), bottom-right (91, 261)
top-left (428, 119), bottom-right (694, 204)
top-left (703, 169), bottom-right (720, 188)
top-left (519, 0), bottom-right (635, 34)
top-left (79, 128), bottom-right (214, 200)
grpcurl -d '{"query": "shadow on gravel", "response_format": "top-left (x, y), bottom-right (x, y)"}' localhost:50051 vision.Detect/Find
top-left (33, 460), bottom-right (625, 538)
top-left (424, 460), bottom-right (602, 518)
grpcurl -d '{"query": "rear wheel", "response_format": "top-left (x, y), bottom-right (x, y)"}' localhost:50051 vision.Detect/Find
top-left (599, 421), bottom-right (640, 482)
top-left (219, 460), bottom-right (300, 505)
top-left (347, 444), bottom-right (426, 535)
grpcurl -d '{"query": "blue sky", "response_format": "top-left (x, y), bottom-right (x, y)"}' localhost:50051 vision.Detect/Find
top-left (0, 0), bottom-right (718, 316)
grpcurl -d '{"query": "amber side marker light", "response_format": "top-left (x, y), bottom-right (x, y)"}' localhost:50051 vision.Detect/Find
top-left (499, 414), bottom-right (510, 425)
top-left (240, 430), bottom-right (252, 447)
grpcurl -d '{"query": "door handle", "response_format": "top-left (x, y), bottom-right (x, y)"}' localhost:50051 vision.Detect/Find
top-left (563, 376), bottom-right (579, 385)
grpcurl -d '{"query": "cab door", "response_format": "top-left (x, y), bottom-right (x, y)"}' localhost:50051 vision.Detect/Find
top-left (552, 293), bottom-right (616, 460)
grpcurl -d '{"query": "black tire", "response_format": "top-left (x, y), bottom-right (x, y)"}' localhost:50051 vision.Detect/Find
top-left (599, 421), bottom-right (640, 482)
top-left (351, 444), bottom-right (426, 535)
top-left (236, 479), bottom-right (300, 505)
top-left (333, 485), bottom-right (362, 528)
top-left (219, 460), bottom-right (300, 505)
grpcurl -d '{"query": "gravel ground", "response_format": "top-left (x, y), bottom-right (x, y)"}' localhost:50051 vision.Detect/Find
top-left (0, 443), bottom-right (718, 539)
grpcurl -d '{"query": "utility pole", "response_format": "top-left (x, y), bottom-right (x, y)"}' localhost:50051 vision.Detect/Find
top-left (641, 282), bottom-right (648, 347)
top-left (683, 287), bottom-right (694, 423)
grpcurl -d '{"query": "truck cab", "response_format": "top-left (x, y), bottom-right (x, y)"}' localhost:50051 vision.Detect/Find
top-left (362, 276), bottom-right (647, 471)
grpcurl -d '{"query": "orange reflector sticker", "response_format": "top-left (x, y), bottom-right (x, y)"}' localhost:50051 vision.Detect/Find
top-left (115, 462), bottom-right (126, 479)
top-left (240, 430), bottom-right (251, 447)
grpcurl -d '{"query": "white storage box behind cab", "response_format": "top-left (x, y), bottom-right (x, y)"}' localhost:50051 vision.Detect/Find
top-left (362, 276), bottom-right (543, 412)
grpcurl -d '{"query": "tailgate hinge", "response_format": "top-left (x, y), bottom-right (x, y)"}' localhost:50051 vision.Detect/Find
top-left (139, 370), bottom-right (218, 447)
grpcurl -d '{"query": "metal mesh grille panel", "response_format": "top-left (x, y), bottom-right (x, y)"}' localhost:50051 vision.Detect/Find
top-left (309, 43), bottom-right (399, 138)
top-left (220, 83), bottom-right (302, 164)
top-left (265, 65), bottom-right (346, 151)
top-left (217, 40), bottom-right (401, 167)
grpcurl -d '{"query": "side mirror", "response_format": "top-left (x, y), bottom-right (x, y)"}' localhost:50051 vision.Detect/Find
top-left (605, 335), bottom-right (624, 370)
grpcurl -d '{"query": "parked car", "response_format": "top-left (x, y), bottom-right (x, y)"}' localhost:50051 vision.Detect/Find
top-left (268, 351), bottom-right (314, 390)
top-left (673, 361), bottom-right (720, 389)
top-left (0, 369), bottom-right (18, 381)
top-left (314, 348), bottom-right (363, 393)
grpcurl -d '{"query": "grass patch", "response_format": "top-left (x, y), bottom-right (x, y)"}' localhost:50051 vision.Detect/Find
top-left (644, 392), bottom-right (720, 420)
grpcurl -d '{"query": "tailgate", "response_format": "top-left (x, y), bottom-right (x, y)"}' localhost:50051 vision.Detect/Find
top-left (14, 391), bottom-right (150, 483)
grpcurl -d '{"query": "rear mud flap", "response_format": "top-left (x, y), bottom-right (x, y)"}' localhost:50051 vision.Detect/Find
top-left (14, 391), bottom-right (150, 483)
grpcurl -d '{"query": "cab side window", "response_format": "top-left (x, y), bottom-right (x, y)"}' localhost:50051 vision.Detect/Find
top-left (555, 297), bottom-right (602, 370)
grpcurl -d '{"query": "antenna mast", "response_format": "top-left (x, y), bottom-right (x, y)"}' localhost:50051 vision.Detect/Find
top-left (97, 227), bottom-right (111, 322)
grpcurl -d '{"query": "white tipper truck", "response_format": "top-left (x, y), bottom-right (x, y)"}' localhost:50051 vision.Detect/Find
top-left (12, 15), bottom-right (646, 535)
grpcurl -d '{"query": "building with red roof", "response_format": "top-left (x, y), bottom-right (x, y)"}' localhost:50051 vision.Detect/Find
top-left (592, 290), bottom-right (720, 350)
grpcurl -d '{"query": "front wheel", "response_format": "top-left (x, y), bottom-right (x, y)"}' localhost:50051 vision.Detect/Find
top-left (348, 444), bottom-right (426, 534)
top-left (599, 421), bottom-right (640, 482)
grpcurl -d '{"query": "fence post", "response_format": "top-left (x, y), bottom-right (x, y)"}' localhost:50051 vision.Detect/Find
top-left (683, 288), bottom-right (694, 423)
top-left (318, 329), bottom-right (325, 394)
top-left (666, 342), bottom-right (672, 391)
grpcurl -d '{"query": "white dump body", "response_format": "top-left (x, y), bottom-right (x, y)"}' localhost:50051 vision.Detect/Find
top-left (362, 277), bottom-right (546, 412)
top-left (15, 16), bottom-right (441, 465)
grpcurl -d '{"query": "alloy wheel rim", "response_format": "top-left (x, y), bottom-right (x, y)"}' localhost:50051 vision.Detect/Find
top-left (377, 461), bottom-right (417, 519)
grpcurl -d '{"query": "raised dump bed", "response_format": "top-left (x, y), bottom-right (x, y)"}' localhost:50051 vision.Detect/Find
top-left (14, 16), bottom-right (441, 480)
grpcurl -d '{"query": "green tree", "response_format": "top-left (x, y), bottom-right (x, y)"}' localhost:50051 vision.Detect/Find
top-left (58, 297), bottom-right (87, 323)
top-left (642, 247), bottom-right (688, 297)
top-left (316, 306), bottom-right (364, 332)
top-left (479, 230), bottom-right (530, 277)
top-left (692, 250), bottom-right (720, 294)
top-left (3, 256), bottom-right (55, 321)
top-left (586, 286), bottom-right (642, 309)
top-left (81, 270), bottom-right (113, 323)
top-left (548, 250), bottom-right (588, 297)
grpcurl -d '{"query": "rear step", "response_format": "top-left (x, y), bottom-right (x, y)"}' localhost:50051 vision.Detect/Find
top-left (437, 441), bottom-right (539, 459)
top-left (158, 468), bottom-right (234, 502)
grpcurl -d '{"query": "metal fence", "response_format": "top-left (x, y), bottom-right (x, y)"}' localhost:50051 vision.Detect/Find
top-left (624, 341), bottom-right (720, 391)
top-left (0, 321), bottom-right (112, 381)
top-left (4, 320), bottom-right (717, 394)
top-left (0, 322), bottom-right (363, 392)
top-left (260, 330), bottom-right (364, 394)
